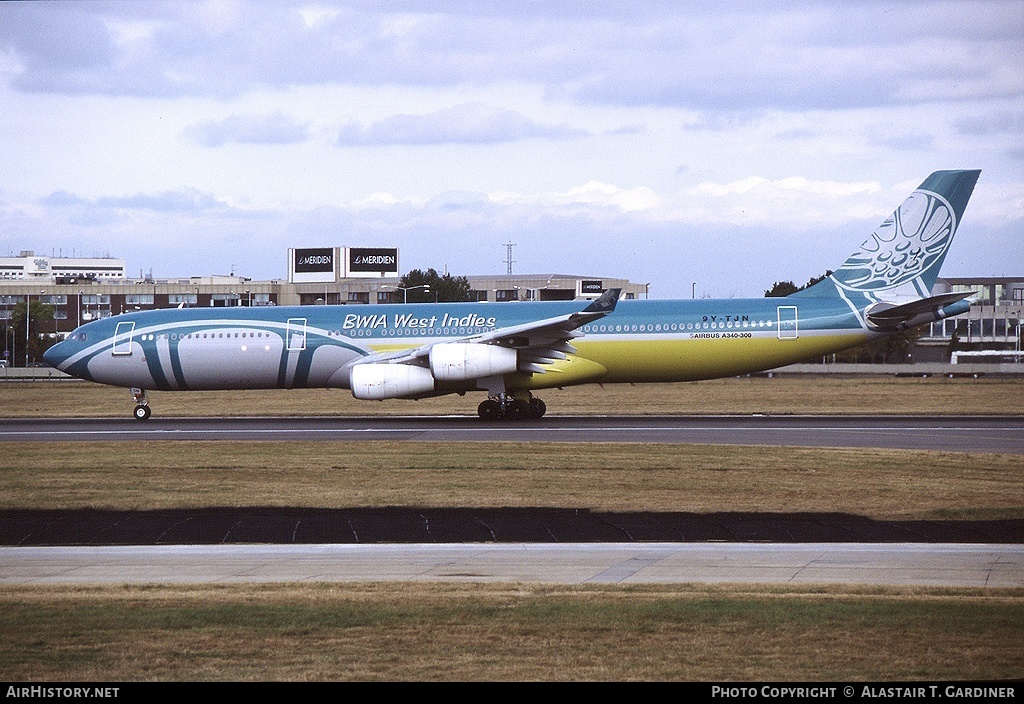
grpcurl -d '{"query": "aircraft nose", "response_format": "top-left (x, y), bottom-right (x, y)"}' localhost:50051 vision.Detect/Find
top-left (43, 340), bottom-right (67, 369)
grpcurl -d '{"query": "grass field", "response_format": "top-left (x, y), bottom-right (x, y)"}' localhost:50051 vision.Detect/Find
top-left (3, 440), bottom-right (1023, 518)
top-left (1, 376), bottom-right (1022, 681)
top-left (2, 583), bottom-right (1021, 681)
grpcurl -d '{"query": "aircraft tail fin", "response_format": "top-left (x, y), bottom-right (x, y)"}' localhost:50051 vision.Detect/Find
top-left (794, 170), bottom-right (981, 303)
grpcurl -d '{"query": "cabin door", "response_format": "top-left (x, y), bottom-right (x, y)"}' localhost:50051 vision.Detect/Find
top-left (112, 321), bottom-right (136, 356)
top-left (286, 318), bottom-right (307, 351)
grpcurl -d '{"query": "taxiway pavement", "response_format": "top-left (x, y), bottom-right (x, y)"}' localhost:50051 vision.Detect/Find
top-left (3, 414), bottom-right (1024, 453)
top-left (2, 543), bottom-right (1021, 587)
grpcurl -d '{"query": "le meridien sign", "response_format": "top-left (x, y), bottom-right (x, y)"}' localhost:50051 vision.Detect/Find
top-left (288, 246), bottom-right (400, 283)
top-left (289, 247), bottom-right (337, 283)
top-left (294, 248), bottom-right (334, 273)
top-left (347, 247), bottom-right (398, 277)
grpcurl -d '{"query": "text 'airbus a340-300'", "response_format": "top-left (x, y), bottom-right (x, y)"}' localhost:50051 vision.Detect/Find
top-left (44, 170), bottom-right (981, 421)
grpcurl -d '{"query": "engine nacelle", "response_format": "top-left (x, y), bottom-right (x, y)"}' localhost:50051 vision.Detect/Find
top-left (429, 343), bottom-right (518, 382)
top-left (350, 363), bottom-right (435, 400)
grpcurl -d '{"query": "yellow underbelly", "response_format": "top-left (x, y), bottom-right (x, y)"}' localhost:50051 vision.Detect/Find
top-left (518, 332), bottom-right (870, 389)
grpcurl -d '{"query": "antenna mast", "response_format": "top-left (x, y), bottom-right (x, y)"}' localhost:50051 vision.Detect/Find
top-left (503, 241), bottom-right (515, 275)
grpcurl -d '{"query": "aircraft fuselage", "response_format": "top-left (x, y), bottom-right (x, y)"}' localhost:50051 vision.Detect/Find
top-left (47, 296), bottom-right (884, 395)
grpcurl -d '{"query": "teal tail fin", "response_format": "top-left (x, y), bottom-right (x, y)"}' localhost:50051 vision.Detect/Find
top-left (795, 170), bottom-right (981, 304)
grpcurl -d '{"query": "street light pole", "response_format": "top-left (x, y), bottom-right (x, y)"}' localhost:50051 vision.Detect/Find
top-left (25, 292), bottom-right (30, 368)
top-left (388, 284), bottom-right (430, 303)
top-left (1, 298), bottom-right (7, 363)
top-left (1014, 310), bottom-right (1021, 363)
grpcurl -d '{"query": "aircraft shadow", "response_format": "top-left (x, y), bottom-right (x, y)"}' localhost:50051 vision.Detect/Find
top-left (1, 507), bottom-right (1020, 546)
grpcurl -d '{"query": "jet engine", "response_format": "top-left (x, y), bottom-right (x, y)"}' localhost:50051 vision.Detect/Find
top-left (429, 343), bottom-right (518, 382)
top-left (350, 363), bottom-right (435, 400)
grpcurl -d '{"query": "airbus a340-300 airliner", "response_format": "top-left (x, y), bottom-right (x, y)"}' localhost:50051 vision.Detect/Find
top-left (44, 170), bottom-right (981, 421)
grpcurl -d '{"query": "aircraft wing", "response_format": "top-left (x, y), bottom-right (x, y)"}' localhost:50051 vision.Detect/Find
top-left (354, 287), bottom-right (621, 375)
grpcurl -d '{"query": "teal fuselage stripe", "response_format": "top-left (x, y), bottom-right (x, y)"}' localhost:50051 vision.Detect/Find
top-left (168, 339), bottom-right (189, 390)
top-left (142, 339), bottom-right (171, 391)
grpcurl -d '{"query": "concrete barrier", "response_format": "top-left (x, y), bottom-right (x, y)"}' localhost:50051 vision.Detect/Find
top-left (0, 367), bottom-right (74, 381)
top-left (769, 362), bottom-right (1024, 377)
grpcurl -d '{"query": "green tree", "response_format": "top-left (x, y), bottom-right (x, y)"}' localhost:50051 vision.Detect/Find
top-left (764, 281), bottom-right (799, 297)
top-left (9, 301), bottom-right (55, 366)
top-left (397, 268), bottom-right (473, 303)
top-left (764, 271), bottom-right (833, 297)
top-left (803, 271), bottom-right (832, 289)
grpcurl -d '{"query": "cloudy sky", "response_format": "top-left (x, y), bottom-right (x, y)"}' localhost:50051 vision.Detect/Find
top-left (1, 0), bottom-right (1021, 298)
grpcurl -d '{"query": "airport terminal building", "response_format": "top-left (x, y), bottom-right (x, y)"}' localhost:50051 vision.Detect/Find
top-left (914, 276), bottom-right (1024, 363)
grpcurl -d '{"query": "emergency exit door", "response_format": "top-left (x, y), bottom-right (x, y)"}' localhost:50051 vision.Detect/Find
top-left (777, 306), bottom-right (798, 339)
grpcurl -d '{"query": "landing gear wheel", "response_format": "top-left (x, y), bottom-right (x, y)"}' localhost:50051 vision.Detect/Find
top-left (508, 398), bottom-right (531, 421)
top-left (133, 404), bottom-right (151, 421)
top-left (479, 395), bottom-right (547, 421)
top-left (478, 398), bottom-right (501, 421)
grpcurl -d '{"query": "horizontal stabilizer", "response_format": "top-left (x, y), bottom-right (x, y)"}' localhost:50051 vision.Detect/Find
top-left (866, 291), bottom-right (974, 328)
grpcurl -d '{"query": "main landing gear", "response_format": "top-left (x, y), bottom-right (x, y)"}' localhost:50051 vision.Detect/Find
top-left (477, 394), bottom-right (546, 421)
top-left (131, 388), bottom-right (151, 421)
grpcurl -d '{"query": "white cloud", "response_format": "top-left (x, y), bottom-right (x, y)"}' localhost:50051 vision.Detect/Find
top-left (297, 6), bottom-right (341, 29)
top-left (348, 192), bottom-right (405, 209)
top-left (690, 177), bottom-right (880, 198)
top-left (489, 181), bottom-right (661, 213)
top-left (672, 177), bottom-right (886, 226)
top-left (335, 102), bottom-right (586, 146)
top-left (953, 109), bottom-right (1024, 136)
top-left (183, 112), bottom-right (311, 147)
top-left (40, 188), bottom-right (232, 214)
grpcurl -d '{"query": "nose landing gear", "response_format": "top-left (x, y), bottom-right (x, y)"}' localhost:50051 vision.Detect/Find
top-left (131, 388), bottom-right (151, 421)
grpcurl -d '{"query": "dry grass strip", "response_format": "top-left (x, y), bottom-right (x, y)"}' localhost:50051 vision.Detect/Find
top-left (1, 583), bottom-right (1021, 681)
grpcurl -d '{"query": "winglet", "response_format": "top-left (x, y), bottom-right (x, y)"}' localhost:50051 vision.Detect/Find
top-left (582, 287), bottom-right (621, 314)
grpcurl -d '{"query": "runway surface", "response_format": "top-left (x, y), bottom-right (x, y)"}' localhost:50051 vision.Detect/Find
top-left (3, 543), bottom-right (1021, 587)
top-left (3, 414), bottom-right (1024, 453)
